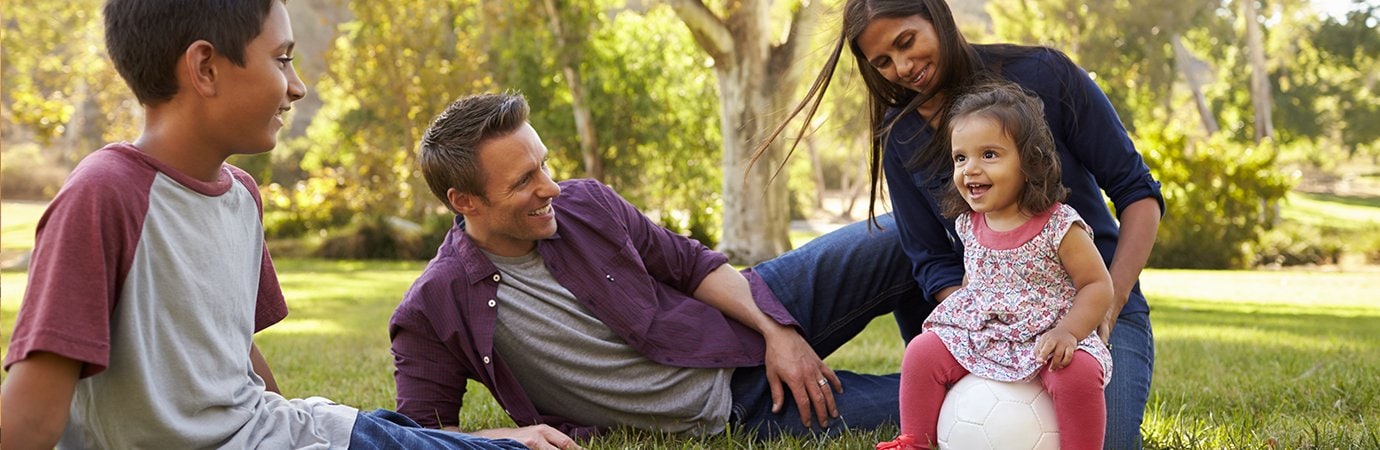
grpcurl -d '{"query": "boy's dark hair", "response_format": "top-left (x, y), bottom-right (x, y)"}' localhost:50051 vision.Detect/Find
top-left (419, 92), bottom-right (531, 213)
top-left (940, 80), bottom-right (1068, 218)
top-left (104, 0), bottom-right (279, 105)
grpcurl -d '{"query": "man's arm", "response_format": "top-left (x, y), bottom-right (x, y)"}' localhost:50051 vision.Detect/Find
top-left (250, 341), bottom-right (281, 395)
top-left (2, 352), bottom-right (82, 450)
top-left (691, 264), bottom-right (839, 428)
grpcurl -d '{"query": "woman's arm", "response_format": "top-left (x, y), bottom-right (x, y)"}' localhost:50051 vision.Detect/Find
top-left (1106, 198), bottom-right (1160, 332)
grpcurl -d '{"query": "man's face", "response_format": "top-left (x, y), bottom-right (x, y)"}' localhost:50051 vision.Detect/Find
top-left (459, 123), bottom-right (562, 257)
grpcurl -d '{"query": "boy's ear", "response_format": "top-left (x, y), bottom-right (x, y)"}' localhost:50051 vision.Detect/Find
top-left (447, 188), bottom-right (480, 216)
top-left (183, 40), bottom-right (219, 98)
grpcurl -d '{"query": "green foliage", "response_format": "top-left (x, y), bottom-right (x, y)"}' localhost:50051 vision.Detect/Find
top-left (1139, 122), bottom-right (1294, 269)
top-left (1, 0), bottom-right (140, 163)
top-left (489, 3), bottom-right (724, 244)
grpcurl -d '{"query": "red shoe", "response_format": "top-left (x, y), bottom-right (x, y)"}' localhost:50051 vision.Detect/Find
top-left (875, 434), bottom-right (920, 450)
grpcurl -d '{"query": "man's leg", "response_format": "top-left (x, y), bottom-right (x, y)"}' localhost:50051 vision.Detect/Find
top-left (729, 367), bottom-right (900, 440)
top-left (349, 409), bottom-right (526, 449)
top-left (1104, 311), bottom-right (1154, 450)
top-left (750, 213), bottom-right (929, 356)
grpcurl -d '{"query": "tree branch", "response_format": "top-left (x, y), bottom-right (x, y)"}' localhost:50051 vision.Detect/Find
top-left (769, 0), bottom-right (824, 83)
top-left (668, 0), bottom-right (734, 61)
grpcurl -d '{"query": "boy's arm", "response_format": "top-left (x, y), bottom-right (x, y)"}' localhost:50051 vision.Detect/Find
top-left (250, 342), bottom-right (281, 395)
top-left (2, 351), bottom-right (82, 450)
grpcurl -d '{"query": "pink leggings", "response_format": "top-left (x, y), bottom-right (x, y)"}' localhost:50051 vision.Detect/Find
top-left (899, 332), bottom-right (1105, 450)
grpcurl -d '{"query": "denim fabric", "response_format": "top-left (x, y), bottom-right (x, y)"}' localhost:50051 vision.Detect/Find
top-left (349, 409), bottom-right (526, 449)
top-left (731, 213), bottom-right (926, 439)
top-left (1105, 311), bottom-right (1154, 450)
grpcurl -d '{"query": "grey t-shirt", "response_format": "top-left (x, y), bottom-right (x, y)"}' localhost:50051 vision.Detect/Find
top-left (487, 250), bottom-right (733, 435)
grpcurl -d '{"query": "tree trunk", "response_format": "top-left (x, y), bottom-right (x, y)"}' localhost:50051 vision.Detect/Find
top-left (1241, 0), bottom-right (1274, 142)
top-left (670, 0), bottom-right (819, 264)
top-left (1171, 34), bottom-right (1218, 135)
top-left (541, 0), bottom-right (603, 180)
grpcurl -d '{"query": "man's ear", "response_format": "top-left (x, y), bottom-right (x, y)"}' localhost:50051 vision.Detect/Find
top-left (447, 188), bottom-right (479, 216)
top-left (182, 40), bottom-right (219, 98)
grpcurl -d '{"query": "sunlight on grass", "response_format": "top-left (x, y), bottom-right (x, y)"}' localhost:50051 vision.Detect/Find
top-left (1280, 192), bottom-right (1380, 230)
top-left (1, 201), bottom-right (45, 251)
top-left (257, 319), bottom-right (348, 336)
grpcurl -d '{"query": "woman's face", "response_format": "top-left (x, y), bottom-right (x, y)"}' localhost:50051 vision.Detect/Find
top-left (856, 14), bottom-right (942, 95)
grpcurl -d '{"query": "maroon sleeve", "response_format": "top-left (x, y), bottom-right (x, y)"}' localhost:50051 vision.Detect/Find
top-left (4, 150), bottom-right (151, 377)
top-left (228, 166), bottom-right (287, 332)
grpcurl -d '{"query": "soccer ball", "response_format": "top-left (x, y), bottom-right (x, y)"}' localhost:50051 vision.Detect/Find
top-left (935, 374), bottom-right (1059, 450)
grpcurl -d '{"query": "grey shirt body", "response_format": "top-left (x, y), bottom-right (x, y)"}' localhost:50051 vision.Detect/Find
top-left (487, 251), bottom-right (733, 434)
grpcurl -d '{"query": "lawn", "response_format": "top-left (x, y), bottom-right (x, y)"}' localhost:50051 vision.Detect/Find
top-left (3, 201), bottom-right (1379, 448)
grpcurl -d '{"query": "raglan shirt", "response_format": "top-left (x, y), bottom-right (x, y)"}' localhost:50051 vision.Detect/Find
top-left (3, 143), bottom-right (357, 449)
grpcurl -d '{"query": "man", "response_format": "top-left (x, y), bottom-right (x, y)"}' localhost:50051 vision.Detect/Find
top-left (390, 93), bottom-right (928, 447)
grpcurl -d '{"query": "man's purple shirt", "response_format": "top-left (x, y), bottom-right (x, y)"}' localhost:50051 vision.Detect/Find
top-left (388, 179), bottom-right (796, 437)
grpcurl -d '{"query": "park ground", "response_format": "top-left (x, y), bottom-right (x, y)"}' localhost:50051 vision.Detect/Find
top-left (2, 191), bottom-right (1378, 448)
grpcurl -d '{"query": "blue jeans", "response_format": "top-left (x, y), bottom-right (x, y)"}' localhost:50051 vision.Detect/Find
top-left (734, 214), bottom-right (925, 439)
top-left (1106, 310), bottom-right (1154, 450)
top-left (350, 409), bottom-right (525, 449)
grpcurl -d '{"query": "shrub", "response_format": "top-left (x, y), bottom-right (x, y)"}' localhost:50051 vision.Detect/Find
top-left (1140, 126), bottom-right (1295, 269)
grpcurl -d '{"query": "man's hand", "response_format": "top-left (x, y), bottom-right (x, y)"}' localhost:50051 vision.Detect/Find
top-left (762, 325), bottom-right (839, 428)
top-left (465, 425), bottom-right (581, 450)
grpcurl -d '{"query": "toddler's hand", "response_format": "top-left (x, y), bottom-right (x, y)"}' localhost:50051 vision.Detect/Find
top-left (1034, 329), bottom-right (1079, 370)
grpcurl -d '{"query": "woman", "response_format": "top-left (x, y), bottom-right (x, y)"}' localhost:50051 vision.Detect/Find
top-left (759, 0), bottom-right (1163, 447)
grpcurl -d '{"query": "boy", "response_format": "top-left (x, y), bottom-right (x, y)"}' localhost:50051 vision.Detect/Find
top-left (0, 1), bottom-right (548, 448)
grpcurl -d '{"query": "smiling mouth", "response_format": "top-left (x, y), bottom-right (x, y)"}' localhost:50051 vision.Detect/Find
top-left (966, 183), bottom-right (991, 198)
top-left (910, 65), bottom-right (930, 88)
top-left (528, 205), bottom-right (553, 216)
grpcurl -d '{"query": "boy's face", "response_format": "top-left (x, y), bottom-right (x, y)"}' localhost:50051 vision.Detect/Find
top-left (458, 123), bottom-right (562, 257)
top-left (212, 1), bottom-right (306, 155)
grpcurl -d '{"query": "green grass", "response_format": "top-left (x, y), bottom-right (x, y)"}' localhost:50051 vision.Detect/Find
top-left (4, 199), bottom-right (1380, 448)
top-left (1, 201), bottom-right (46, 252)
top-left (1280, 191), bottom-right (1380, 231)
top-left (5, 260), bottom-right (1378, 448)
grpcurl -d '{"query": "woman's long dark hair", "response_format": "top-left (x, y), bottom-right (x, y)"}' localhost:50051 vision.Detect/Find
top-left (752, 0), bottom-right (1041, 225)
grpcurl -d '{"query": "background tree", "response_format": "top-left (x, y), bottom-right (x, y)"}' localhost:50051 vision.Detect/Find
top-left (667, 0), bottom-right (824, 264)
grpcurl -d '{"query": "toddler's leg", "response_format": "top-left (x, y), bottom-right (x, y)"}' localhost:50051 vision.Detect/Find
top-left (899, 332), bottom-right (969, 449)
top-left (1040, 351), bottom-right (1106, 450)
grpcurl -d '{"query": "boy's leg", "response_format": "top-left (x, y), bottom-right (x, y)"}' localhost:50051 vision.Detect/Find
top-left (898, 332), bottom-right (969, 449)
top-left (1041, 352), bottom-right (1107, 450)
top-left (728, 367), bottom-right (900, 440)
top-left (1105, 311), bottom-right (1154, 450)
top-left (749, 213), bottom-right (929, 357)
top-left (349, 409), bottom-right (526, 450)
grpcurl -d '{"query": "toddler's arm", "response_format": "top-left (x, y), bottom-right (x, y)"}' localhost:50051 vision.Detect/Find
top-left (1036, 225), bottom-right (1113, 369)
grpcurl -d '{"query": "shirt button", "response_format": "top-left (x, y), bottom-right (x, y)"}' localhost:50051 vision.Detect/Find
top-left (483, 356), bottom-right (491, 364)
top-left (605, 274), bottom-right (614, 282)
top-left (492, 274), bottom-right (501, 282)
top-left (488, 299), bottom-right (497, 308)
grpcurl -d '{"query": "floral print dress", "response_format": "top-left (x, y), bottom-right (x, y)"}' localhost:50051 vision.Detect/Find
top-left (923, 203), bottom-right (1113, 384)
